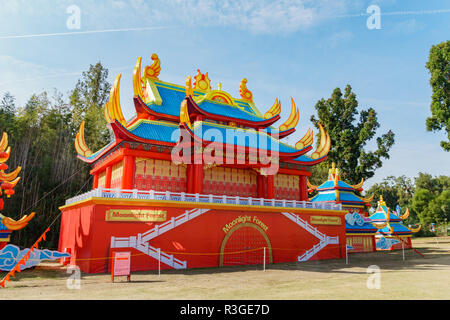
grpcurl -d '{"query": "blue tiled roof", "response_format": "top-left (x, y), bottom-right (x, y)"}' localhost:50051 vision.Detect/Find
top-left (378, 223), bottom-right (412, 234)
top-left (338, 191), bottom-right (365, 204)
top-left (197, 100), bottom-right (265, 122)
top-left (310, 190), bottom-right (364, 205)
top-left (235, 100), bottom-right (258, 114)
top-left (192, 122), bottom-right (300, 153)
top-left (310, 192), bottom-right (336, 202)
top-left (146, 83), bottom-right (265, 122)
top-left (128, 120), bottom-right (179, 143)
top-left (318, 180), bottom-right (353, 190)
top-left (291, 154), bottom-right (317, 164)
top-left (370, 208), bottom-right (401, 222)
top-left (345, 222), bottom-right (377, 233)
top-left (147, 85), bottom-right (186, 117)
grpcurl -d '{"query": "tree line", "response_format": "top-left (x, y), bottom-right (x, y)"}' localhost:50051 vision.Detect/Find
top-left (0, 62), bottom-right (110, 248)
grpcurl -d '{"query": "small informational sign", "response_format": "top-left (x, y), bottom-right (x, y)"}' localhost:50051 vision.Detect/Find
top-left (310, 215), bottom-right (341, 225)
top-left (111, 251), bottom-right (131, 282)
top-left (105, 209), bottom-right (166, 222)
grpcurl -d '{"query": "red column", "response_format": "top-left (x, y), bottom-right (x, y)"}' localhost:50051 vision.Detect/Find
top-left (187, 164), bottom-right (194, 193)
top-left (299, 175), bottom-right (308, 201)
top-left (105, 166), bottom-right (112, 189)
top-left (257, 173), bottom-right (264, 198)
top-left (93, 174), bottom-right (99, 190)
top-left (266, 175), bottom-right (274, 199)
top-left (122, 155), bottom-right (135, 190)
top-left (194, 164), bottom-right (204, 194)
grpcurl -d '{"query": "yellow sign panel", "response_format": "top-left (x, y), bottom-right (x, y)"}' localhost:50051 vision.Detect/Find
top-left (310, 215), bottom-right (341, 225)
top-left (105, 209), bottom-right (167, 222)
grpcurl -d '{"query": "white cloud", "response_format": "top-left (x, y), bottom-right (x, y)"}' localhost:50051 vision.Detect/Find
top-left (0, 0), bottom-right (358, 35)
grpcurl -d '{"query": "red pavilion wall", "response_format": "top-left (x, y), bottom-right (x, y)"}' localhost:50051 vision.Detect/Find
top-left (59, 201), bottom-right (346, 274)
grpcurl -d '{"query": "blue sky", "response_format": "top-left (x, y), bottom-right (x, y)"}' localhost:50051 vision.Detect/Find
top-left (0, 0), bottom-right (449, 188)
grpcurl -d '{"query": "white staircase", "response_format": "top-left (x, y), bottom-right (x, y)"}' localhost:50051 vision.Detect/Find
top-left (281, 212), bottom-right (339, 262)
top-left (111, 208), bottom-right (210, 269)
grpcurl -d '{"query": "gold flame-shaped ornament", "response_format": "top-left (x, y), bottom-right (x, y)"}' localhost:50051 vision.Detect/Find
top-left (310, 122), bottom-right (331, 159)
top-left (295, 128), bottom-right (314, 150)
top-left (133, 57), bottom-right (145, 99)
top-left (264, 98), bottom-right (281, 119)
top-left (279, 98), bottom-right (299, 131)
top-left (74, 121), bottom-right (93, 157)
top-left (194, 69), bottom-right (211, 92)
top-left (185, 75), bottom-right (194, 97)
top-left (239, 78), bottom-right (253, 102)
top-left (143, 53), bottom-right (161, 80)
top-left (104, 74), bottom-right (126, 126)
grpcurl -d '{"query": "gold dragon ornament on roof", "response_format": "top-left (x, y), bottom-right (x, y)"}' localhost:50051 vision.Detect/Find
top-left (0, 132), bottom-right (35, 231)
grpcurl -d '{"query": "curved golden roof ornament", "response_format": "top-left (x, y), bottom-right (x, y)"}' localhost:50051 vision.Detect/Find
top-left (0, 212), bottom-right (35, 231)
top-left (180, 98), bottom-right (192, 130)
top-left (264, 98), bottom-right (281, 119)
top-left (351, 178), bottom-right (364, 190)
top-left (239, 78), bottom-right (253, 102)
top-left (194, 69), bottom-right (211, 92)
top-left (359, 193), bottom-right (374, 203)
top-left (279, 98), bottom-right (299, 131)
top-left (0, 166), bottom-right (21, 181)
top-left (409, 224), bottom-right (421, 233)
top-left (133, 56), bottom-right (145, 99)
top-left (310, 122), bottom-right (331, 159)
top-left (74, 121), bottom-right (93, 157)
top-left (143, 53), bottom-right (161, 79)
top-left (307, 179), bottom-right (318, 190)
top-left (104, 74), bottom-right (126, 126)
top-left (295, 128), bottom-right (313, 150)
top-left (334, 172), bottom-right (339, 187)
top-left (372, 221), bottom-right (388, 229)
top-left (185, 75), bottom-right (194, 97)
top-left (400, 208), bottom-right (410, 220)
top-left (0, 133), bottom-right (8, 153)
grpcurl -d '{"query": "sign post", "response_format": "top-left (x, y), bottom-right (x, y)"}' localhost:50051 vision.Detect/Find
top-left (111, 251), bottom-right (131, 283)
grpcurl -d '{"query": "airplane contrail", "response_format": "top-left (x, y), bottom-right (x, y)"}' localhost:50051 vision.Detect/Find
top-left (332, 8), bottom-right (450, 19)
top-left (0, 26), bottom-right (170, 40)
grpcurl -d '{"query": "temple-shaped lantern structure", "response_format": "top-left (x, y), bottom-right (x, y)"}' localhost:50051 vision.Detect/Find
top-left (0, 132), bottom-right (35, 249)
top-left (74, 53), bottom-right (331, 200)
top-left (369, 196), bottom-right (421, 251)
top-left (61, 53), bottom-right (349, 274)
top-left (308, 163), bottom-right (377, 252)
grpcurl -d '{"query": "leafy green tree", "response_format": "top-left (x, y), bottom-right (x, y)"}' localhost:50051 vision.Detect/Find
top-left (310, 85), bottom-right (395, 184)
top-left (426, 190), bottom-right (450, 224)
top-left (0, 92), bottom-right (16, 134)
top-left (411, 188), bottom-right (434, 225)
top-left (425, 40), bottom-right (450, 151)
top-left (411, 173), bottom-right (450, 226)
top-left (366, 175), bottom-right (415, 221)
top-left (70, 62), bottom-right (111, 151)
top-left (2, 62), bottom-right (112, 248)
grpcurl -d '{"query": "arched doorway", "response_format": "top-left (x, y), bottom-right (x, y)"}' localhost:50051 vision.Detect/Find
top-left (219, 222), bottom-right (273, 267)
